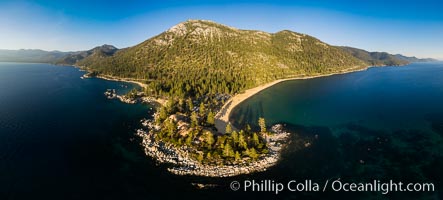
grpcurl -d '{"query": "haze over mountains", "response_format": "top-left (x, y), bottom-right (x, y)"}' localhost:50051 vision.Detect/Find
top-left (340, 46), bottom-right (409, 66)
top-left (339, 46), bottom-right (437, 66)
top-left (0, 49), bottom-right (69, 63)
top-left (393, 54), bottom-right (437, 63)
top-left (0, 20), bottom-right (437, 93)
top-left (0, 45), bottom-right (119, 64)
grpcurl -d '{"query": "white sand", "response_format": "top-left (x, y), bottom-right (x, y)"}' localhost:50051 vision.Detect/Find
top-left (96, 75), bottom-right (148, 88)
top-left (95, 75), bottom-right (167, 106)
top-left (214, 66), bottom-right (367, 133)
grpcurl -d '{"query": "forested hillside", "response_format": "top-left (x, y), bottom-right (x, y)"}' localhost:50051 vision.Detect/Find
top-left (55, 44), bottom-right (118, 65)
top-left (340, 46), bottom-right (409, 66)
top-left (78, 20), bottom-right (367, 97)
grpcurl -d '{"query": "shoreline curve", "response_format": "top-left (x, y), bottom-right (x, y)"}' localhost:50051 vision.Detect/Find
top-left (214, 66), bottom-right (368, 133)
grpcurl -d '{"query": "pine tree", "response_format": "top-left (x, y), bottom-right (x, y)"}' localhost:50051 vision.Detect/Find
top-left (234, 151), bottom-right (241, 161)
top-left (238, 130), bottom-right (248, 150)
top-left (223, 143), bottom-right (234, 158)
top-left (166, 118), bottom-right (177, 137)
top-left (217, 136), bottom-right (226, 150)
top-left (190, 111), bottom-right (198, 127)
top-left (197, 153), bottom-right (204, 162)
top-left (178, 98), bottom-right (185, 112)
top-left (165, 99), bottom-right (175, 113)
top-left (258, 117), bottom-right (266, 133)
top-left (205, 132), bottom-right (215, 147)
top-left (199, 102), bottom-right (206, 116)
top-left (156, 106), bottom-right (168, 124)
top-left (231, 131), bottom-right (239, 145)
top-left (225, 123), bottom-right (232, 134)
top-left (185, 134), bottom-right (193, 146)
top-left (248, 148), bottom-right (258, 160)
top-left (245, 124), bottom-right (252, 133)
top-left (187, 98), bottom-right (194, 112)
top-left (252, 132), bottom-right (260, 147)
top-left (206, 111), bottom-right (215, 125)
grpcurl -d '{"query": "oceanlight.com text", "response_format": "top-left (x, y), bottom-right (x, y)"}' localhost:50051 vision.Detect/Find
top-left (230, 179), bottom-right (435, 195)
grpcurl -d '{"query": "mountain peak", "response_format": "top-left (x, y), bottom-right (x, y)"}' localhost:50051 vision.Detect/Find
top-left (99, 44), bottom-right (117, 49)
top-left (54, 44), bottom-right (118, 65)
top-left (77, 19), bottom-right (370, 92)
top-left (166, 19), bottom-right (239, 36)
top-left (182, 19), bottom-right (233, 27)
top-left (185, 19), bottom-right (216, 24)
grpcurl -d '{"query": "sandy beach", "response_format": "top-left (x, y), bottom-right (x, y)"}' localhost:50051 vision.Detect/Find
top-left (96, 74), bottom-right (148, 88)
top-left (86, 72), bottom-right (167, 106)
top-left (86, 66), bottom-right (368, 134)
top-left (214, 66), bottom-right (368, 133)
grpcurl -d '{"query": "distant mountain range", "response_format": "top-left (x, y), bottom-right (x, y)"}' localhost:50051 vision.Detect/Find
top-left (0, 45), bottom-right (119, 64)
top-left (0, 20), bottom-right (438, 96)
top-left (340, 46), bottom-right (437, 66)
top-left (0, 49), bottom-right (69, 63)
top-left (393, 54), bottom-right (438, 63)
top-left (340, 46), bottom-right (408, 66)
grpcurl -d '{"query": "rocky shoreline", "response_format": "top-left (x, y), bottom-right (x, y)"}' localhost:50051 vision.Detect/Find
top-left (103, 88), bottom-right (165, 105)
top-left (83, 68), bottom-right (291, 177)
top-left (104, 89), bottom-right (138, 104)
top-left (136, 121), bottom-right (290, 177)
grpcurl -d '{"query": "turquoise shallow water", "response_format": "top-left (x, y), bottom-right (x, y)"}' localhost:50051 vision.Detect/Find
top-left (1, 62), bottom-right (442, 199)
top-left (232, 63), bottom-right (443, 133)
top-left (231, 62), bottom-right (443, 199)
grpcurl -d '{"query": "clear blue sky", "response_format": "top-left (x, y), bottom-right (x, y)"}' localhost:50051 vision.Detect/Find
top-left (1, 0), bottom-right (442, 59)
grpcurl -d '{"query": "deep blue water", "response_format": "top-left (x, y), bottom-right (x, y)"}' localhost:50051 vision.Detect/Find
top-left (0, 63), bottom-right (195, 200)
top-left (1, 62), bottom-right (442, 200)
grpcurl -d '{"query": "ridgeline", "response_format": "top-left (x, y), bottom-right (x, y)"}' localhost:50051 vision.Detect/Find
top-left (76, 19), bottom-right (368, 97)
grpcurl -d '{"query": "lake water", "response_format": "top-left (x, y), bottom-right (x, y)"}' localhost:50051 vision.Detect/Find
top-left (231, 62), bottom-right (443, 199)
top-left (0, 63), bottom-right (187, 199)
top-left (1, 62), bottom-right (442, 199)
